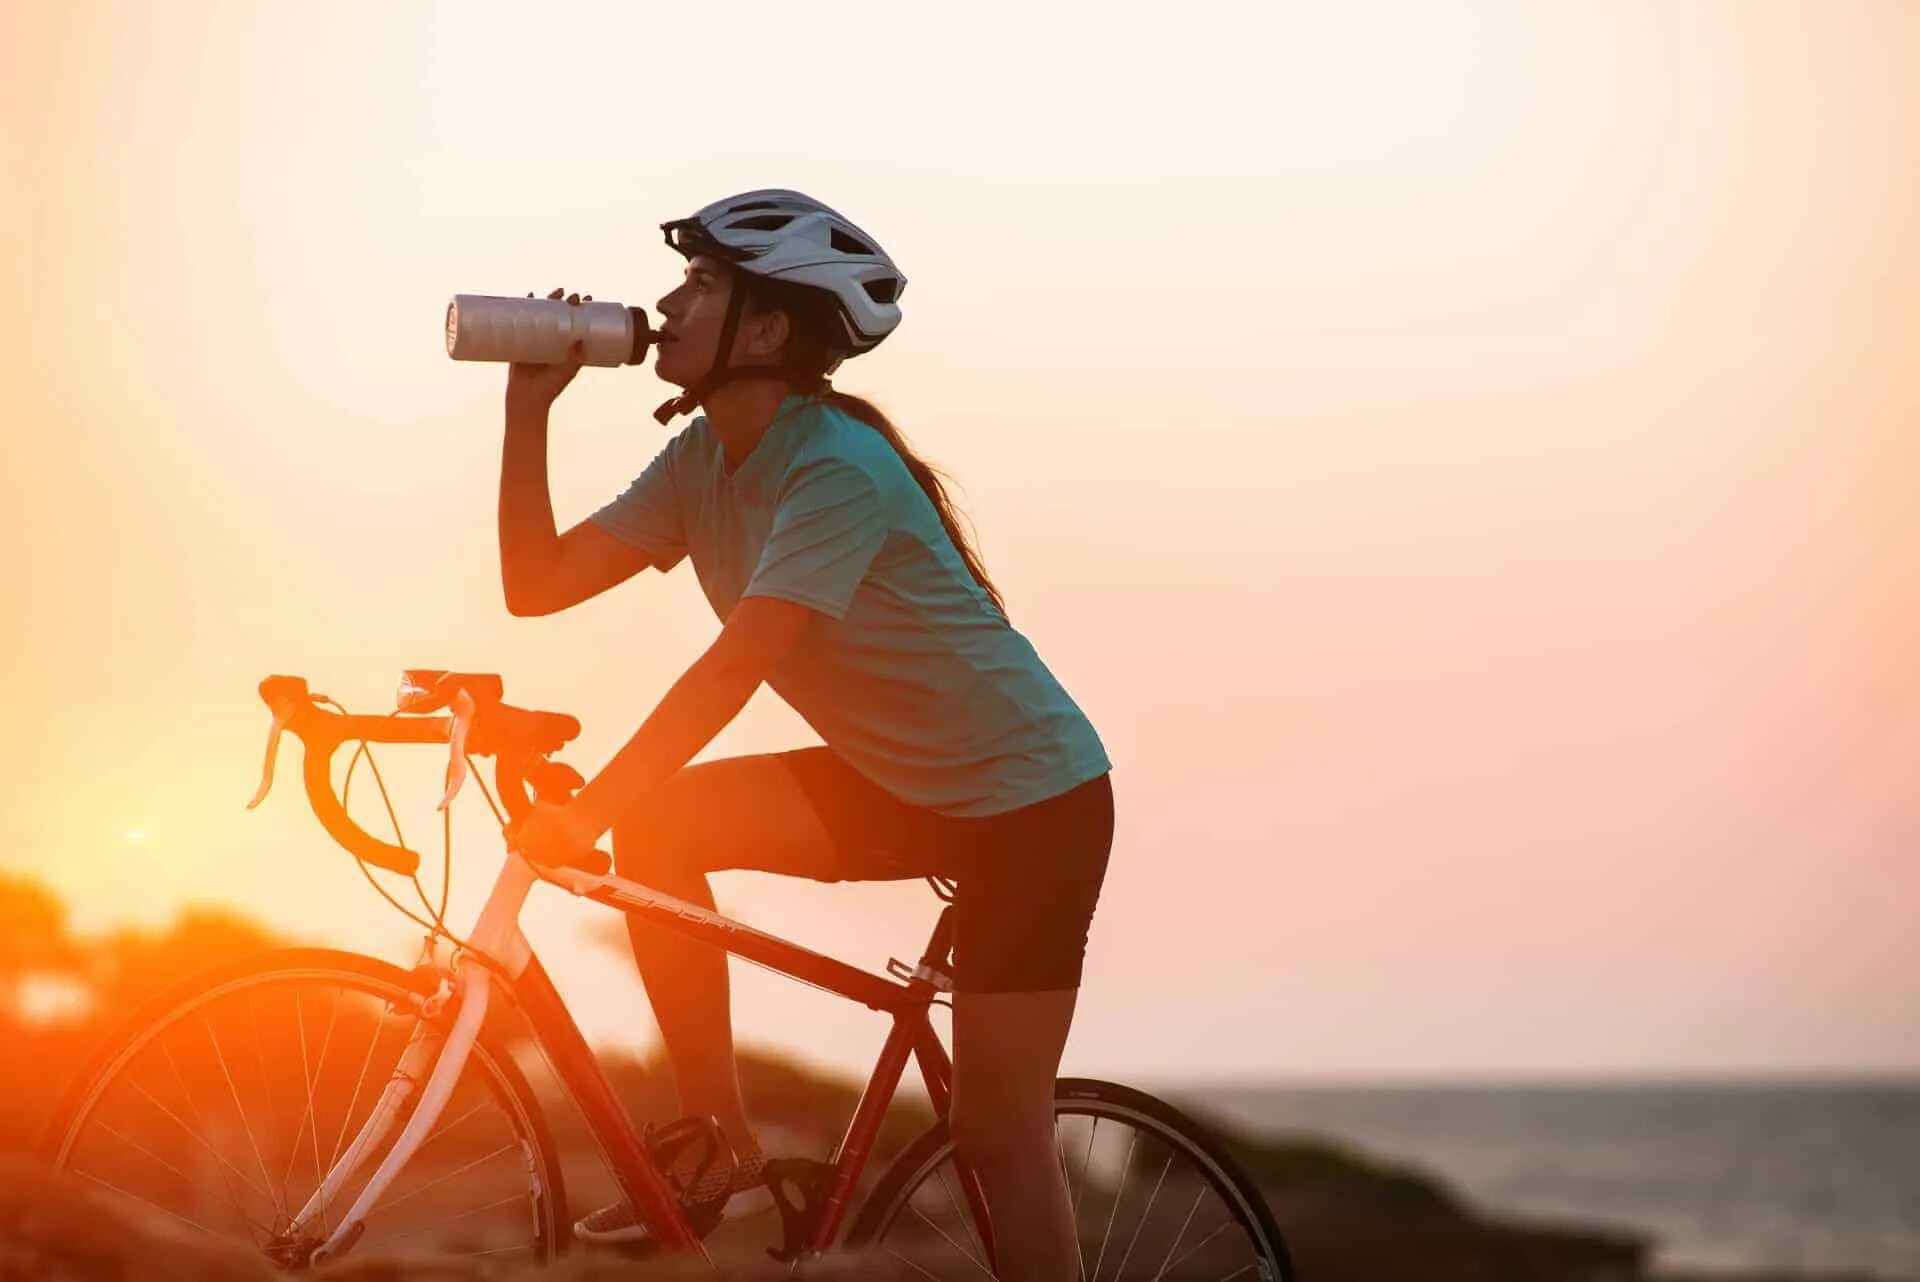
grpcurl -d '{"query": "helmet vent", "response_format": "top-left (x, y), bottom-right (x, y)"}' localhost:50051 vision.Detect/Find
top-left (862, 277), bottom-right (901, 304)
top-left (831, 229), bottom-right (876, 256)
top-left (728, 214), bottom-right (795, 231)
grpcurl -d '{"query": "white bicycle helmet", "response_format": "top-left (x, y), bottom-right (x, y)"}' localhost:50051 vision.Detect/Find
top-left (654, 189), bottom-right (906, 423)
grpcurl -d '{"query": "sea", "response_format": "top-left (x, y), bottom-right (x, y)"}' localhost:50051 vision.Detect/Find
top-left (1179, 1078), bottom-right (1920, 1281)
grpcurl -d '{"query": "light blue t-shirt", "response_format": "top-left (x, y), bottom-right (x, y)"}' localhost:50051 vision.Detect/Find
top-left (589, 394), bottom-right (1111, 817)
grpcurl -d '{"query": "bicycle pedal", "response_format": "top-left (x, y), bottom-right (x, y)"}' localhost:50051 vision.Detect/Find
top-left (763, 1157), bottom-right (835, 1263)
top-left (645, 1115), bottom-right (738, 1238)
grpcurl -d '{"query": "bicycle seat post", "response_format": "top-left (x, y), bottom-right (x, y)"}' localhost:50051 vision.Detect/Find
top-left (907, 878), bottom-right (959, 991)
top-left (918, 906), bottom-right (955, 975)
top-left (884, 880), bottom-right (958, 993)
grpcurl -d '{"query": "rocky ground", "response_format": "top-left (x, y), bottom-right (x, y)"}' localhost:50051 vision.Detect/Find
top-left (0, 879), bottom-right (1899, 1281)
top-left (0, 1136), bottom-right (1895, 1282)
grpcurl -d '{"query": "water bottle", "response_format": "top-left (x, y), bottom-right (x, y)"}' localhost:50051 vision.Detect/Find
top-left (445, 294), bottom-right (657, 366)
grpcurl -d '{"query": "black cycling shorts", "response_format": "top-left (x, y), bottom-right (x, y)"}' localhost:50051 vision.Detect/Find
top-left (773, 747), bottom-right (1115, 994)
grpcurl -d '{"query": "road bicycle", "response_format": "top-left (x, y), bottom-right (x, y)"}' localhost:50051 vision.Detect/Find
top-left (41, 669), bottom-right (1294, 1277)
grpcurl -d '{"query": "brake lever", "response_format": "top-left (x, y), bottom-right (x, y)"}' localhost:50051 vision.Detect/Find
top-left (245, 678), bottom-right (327, 812)
top-left (245, 705), bottom-right (295, 811)
top-left (435, 687), bottom-right (477, 812)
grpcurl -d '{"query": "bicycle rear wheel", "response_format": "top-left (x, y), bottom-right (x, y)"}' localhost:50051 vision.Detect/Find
top-left (851, 1078), bottom-right (1294, 1281)
top-left (39, 948), bottom-right (566, 1267)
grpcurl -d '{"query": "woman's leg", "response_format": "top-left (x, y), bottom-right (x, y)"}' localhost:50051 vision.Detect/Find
top-left (942, 774), bottom-right (1114, 1281)
top-left (607, 752), bottom-right (844, 1160)
top-left (950, 989), bottom-right (1082, 1282)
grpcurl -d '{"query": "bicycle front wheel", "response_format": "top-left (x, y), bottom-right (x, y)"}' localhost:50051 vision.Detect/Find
top-left (39, 948), bottom-right (567, 1267)
top-left (851, 1078), bottom-right (1294, 1281)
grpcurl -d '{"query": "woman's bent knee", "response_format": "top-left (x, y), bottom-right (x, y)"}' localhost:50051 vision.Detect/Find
top-left (610, 776), bottom-right (702, 881)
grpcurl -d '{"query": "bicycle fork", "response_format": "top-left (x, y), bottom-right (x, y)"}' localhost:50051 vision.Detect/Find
top-left (275, 966), bottom-right (481, 1262)
top-left (285, 859), bottom-right (540, 1264)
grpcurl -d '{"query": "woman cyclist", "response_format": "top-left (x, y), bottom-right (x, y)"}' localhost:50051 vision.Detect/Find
top-left (498, 189), bottom-right (1114, 1280)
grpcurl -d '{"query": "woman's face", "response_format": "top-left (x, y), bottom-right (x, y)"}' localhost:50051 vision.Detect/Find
top-left (653, 254), bottom-right (784, 390)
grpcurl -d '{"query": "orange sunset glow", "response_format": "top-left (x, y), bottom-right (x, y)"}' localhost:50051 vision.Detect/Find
top-left (2, 0), bottom-right (1914, 1099)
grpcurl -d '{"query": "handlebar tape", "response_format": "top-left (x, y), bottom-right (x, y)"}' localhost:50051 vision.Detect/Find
top-left (257, 674), bottom-right (591, 878)
top-left (303, 735), bottom-right (425, 876)
top-left (260, 676), bottom-right (450, 877)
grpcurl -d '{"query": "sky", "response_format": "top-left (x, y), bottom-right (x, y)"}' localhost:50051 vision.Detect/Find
top-left (1, 0), bottom-right (1914, 1083)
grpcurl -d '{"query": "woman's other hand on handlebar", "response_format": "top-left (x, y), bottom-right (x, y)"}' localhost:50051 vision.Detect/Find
top-left (504, 798), bottom-right (607, 871)
top-left (505, 287), bottom-right (590, 413)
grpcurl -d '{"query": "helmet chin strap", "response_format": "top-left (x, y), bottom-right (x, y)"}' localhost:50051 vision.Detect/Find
top-left (654, 269), bottom-right (752, 425)
top-left (653, 278), bottom-right (835, 425)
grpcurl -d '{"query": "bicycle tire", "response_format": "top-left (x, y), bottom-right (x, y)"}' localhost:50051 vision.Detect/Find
top-left (850, 1077), bottom-right (1295, 1281)
top-left (38, 947), bottom-right (568, 1267)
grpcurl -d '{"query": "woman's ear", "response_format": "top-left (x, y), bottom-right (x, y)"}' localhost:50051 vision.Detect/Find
top-left (745, 307), bottom-right (791, 359)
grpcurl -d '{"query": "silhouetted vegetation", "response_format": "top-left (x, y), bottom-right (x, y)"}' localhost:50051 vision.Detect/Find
top-left (1, 875), bottom-right (286, 1152)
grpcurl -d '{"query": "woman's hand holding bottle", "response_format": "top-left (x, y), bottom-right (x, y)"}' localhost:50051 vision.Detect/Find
top-left (505, 287), bottom-right (590, 414)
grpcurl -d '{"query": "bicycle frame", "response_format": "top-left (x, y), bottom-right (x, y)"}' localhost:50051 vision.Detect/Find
top-left (295, 845), bottom-right (989, 1264)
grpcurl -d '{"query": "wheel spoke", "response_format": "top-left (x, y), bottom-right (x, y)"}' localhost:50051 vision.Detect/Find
top-left (48, 965), bottom-right (558, 1270)
top-left (415, 1099), bottom-right (489, 1155)
top-left (128, 1067), bottom-right (274, 1209)
top-left (447, 1242), bottom-right (541, 1258)
top-left (96, 1118), bottom-right (199, 1188)
top-left (282, 984), bottom-right (343, 1225)
top-left (1112, 1151), bottom-right (1174, 1282)
top-left (885, 1244), bottom-right (947, 1281)
top-left (1056, 1126), bottom-right (1090, 1282)
top-left (372, 1141), bottom-right (517, 1215)
top-left (246, 991), bottom-right (290, 1217)
top-left (932, 1160), bottom-right (991, 1267)
top-left (157, 1033), bottom-right (253, 1226)
top-left (1150, 1186), bottom-right (1208, 1282)
top-left (363, 1191), bottom-right (525, 1246)
top-left (1091, 1127), bottom-right (1141, 1282)
top-left (203, 1015), bottom-right (284, 1222)
top-left (1160, 1219), bottom-right (1235, 1275)
top-left (327, 1000), bottom-right (390, 1175)
top-left (907, 1200), bottom-right (998, 1279)
top-left (866, 1100), bottom-right (1285, 1282)
top-left (1074, 1115), bottom-right (1099, 1219)
top-left (71, 1168), bottom-right (226, 1239)
top-left (283, 989), bottom-right (315, 1208)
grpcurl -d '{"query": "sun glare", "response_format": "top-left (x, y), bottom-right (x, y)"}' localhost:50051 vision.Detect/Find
top-left (16, 973), bottom-right (95, 1026)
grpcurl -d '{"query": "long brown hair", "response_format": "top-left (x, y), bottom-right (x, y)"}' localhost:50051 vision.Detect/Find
top-left (742, 277), bottom-right (1008, 616)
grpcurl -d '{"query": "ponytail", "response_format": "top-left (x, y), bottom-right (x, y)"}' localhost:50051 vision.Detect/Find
top-left (813, 390), bottom-right (1007, 618)
top-left (736, 275), bottom-right (1006, 615)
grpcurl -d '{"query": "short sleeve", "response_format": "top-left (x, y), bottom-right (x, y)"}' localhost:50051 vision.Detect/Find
top-left (587, 437), bottom-right (687, 570)
top-left (741, 457), bottom-right (887, 620)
